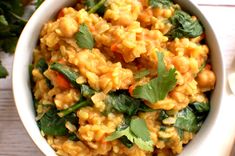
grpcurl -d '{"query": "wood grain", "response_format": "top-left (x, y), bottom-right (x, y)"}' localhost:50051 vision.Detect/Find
top-left (0, 91), bottom-right (43, 156)
top-left (1, 1), bottom-right (235, 156)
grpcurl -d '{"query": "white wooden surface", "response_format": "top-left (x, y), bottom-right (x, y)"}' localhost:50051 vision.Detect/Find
top-left (1, 1), bottom-right (235, 155)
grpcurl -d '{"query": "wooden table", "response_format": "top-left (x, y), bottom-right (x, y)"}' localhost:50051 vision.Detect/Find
top-left (1, 0), bottom-right (235, 155)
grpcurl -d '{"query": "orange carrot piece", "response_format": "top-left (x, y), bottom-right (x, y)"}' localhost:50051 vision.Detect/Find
top-left (128, 85), bottom-right (135, 96)
top-left (111, 43), bottom-right (118, 52)
top-left (57, 9), bottom-right (65, 19)
top-left (55, 73), bottom-right (71, 89)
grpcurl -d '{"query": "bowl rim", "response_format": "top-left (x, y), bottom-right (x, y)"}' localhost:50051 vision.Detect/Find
top-left (12, 0), bottom-right (225, 156)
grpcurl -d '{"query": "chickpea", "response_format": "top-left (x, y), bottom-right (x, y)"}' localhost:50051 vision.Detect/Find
top-left (59, 17), bottom-right (78, 38)
top-left (172, 56), bottom-right (190, 74)
top-left (196, 69), bottom-right (216, 90)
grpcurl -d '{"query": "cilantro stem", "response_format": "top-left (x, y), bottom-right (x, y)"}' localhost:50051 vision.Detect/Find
top-left (9, 11), bottom-right (27, 23)
top-left (88, 0), bottom-right (106, 14)
top-left (58, 100), bottom-right (91, 117)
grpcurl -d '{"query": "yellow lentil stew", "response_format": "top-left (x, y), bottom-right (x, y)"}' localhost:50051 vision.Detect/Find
top-left (30, 0), bottom-right (216, 155)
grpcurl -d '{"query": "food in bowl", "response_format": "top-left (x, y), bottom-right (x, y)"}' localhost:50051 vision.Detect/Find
top-left (30, 0), bottom-right (216, 155)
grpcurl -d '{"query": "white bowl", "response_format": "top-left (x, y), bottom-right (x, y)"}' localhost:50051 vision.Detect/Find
top-left (13, 0), bottom-right (225, 155)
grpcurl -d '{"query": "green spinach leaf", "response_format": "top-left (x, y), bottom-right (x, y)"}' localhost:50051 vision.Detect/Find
top-left (75, 23), bottom-right (94, 50)
top-left (50, 62), bottom-right (80, 88)
top-left (104, 91), bottom-right (154, 116)
top-left (81, 84), bottom-right (95, 98)
top-left (58, 100), bottom-right (91, 117)
top-left (105, 92), bottom-right (140, 116)
top-left (133, 52), bottom-right (177, 103)
top-left (39, 107), bottom-right (68, 136)
top-left (174, 107), bottom-right (198, 132)
top-left (190, 101), bottom-right (209, 114)
top-left (174, 102), bottom-right (209, 133)
top-left (149, 0), bottom-right (172, 8)
top-left (167, 10), bottom-right (203, 39)
top-left (36, 58), bottom-right (48, 73)
top-left (176, 128), bottom-right (184, 140)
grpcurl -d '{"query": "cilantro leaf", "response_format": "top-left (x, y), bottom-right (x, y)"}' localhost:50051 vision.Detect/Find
top-left (134, 69), bottom-right (150, 80)
top-left (149, 0), bottom-right (173, 8)
top-left (133, 52), bottom-right (177, 103)
top-left (105, 127), bottom-right (130, 141)
top-left (105, 118), bottom-right (154, 152)
top-left (0, 15), bottom-right (8, 26)
top-left (130, 118), bottom-right (151, 141)
top-left (134, 138), bottom-right (154, 152)
top-left (75, 23), bottom-right (94, 50)
top-left (0, 61), bottom-right (8, 78)
top-left (167, 10), bottom-right (203, 39)
top-left (0, 37), bottom-right (18, 53)
top-left (0, 1), bottom-right (26, 53)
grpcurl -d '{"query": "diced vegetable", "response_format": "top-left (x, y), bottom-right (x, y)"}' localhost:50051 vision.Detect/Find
top-left (167, 10), bottom-right (203, 39)
top-left (50, 62), bottom-right (80, 88)
top-left (133, 52), bottom-right (177, 103)
top-left (58, 100), bottom-right (91, 117)
top-left (149, 0), bottom-right (172, 8)
top-left (75, 23), bottom-right (94, 50)
top-left (54, 73), bottom-right (71, 89)
top-left (106, 118), bottom-right (154, 152)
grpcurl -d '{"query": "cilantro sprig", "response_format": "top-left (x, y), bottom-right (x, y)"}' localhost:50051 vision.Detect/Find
top-left (75, 23), bottom-right (94, 50)
top-left (133, 52), bottom-right (177, 103)
top-left (0, 0), bottom-right (44, 79)
top-left (105, 118), bottom-right (154, 151)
